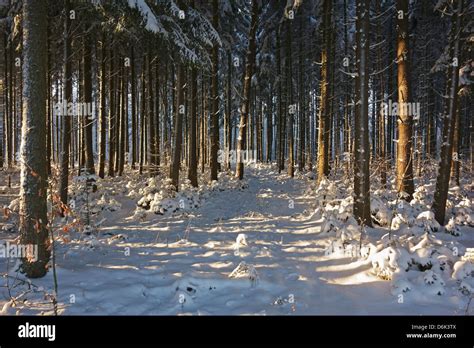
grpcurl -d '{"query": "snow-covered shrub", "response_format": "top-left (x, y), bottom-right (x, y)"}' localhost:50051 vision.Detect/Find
top-left (445, 217), bottom-right (460, 236)
top-left (452, 261), bottom-right (474, 280)
top-left (135, 171), bottom-right (248, 217)
top-left (370, 246), bottom-right (412, 279)
top-left (420, 270), bottom-right (445, 295)
top-left (371, 196), bottom-right (390, 226)
top-left (415, 211), bottom-right (441, 232)
top-left (315, 177), bottom-right (337, 207)
top-left (229, 262), bottom-right (258, 285)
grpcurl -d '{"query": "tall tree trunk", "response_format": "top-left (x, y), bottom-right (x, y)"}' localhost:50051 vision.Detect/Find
top-left (210, 0), bottom-right (219, 181)
top-left (276, 28), bottom-right (284, 173)
top-left (147, 53), bottom-right (157, 176)
top-left (298, 13), bottom-right (305, 172)
top-left (46, 23), bottom-right (52, 175)
top-left (139, 59), bottom-right (146, 175)
top-left (6, 33), bottom-right (13, 168)
top-left (225, 51), bottom-right (232, 170)
top-left (235, 0), bottom-right (259, 180)
top-left (316, 0), bottom-right (332, 183)
top-left (353, 0), bottom-right (372, 227)
top-left (130, 45), bottom-right (137, 170)
top-left (375, 1), bottom-right (387, 188)
top-left (266, 84), bottom-right (273, 163)
top-left (188, 35), bottom-right (198, 186)
top-left (342, 0), bottom-right (350, 177)
top-left (451, 102), bottom-right (460, 185)
top-left (82, 26), bottom-right (95, 175)
top-left (117, 61), bottom-right (126, 176)
top-left (200, 73), bottom-right (206, 173)
top-left (107, 46), bottom-right (116, 177)
top-left (163, 59), bottom-right (169, 166)
top-left (395, 0), bottom-right (415, 199)
top-left (286, 18), bottom-right (294, 178)
top-left (170, 64), bottom-right (185, 190)
top-left (433, 0), bottom-right (463, 225)
top-left (98, 31), bottom-right (107, 178)
top-left (19, 0), bottom-right (50, 278)
top-left (59, 0), bottom-right (73, 210)
top-left (3, 33), bottom-right (8, 168)
top-left (154, 54), bottom-right (161, 170)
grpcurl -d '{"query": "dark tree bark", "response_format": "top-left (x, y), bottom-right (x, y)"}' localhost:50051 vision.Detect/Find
top-left (82, 25), bottom-right (95, 175)
top-left (130, 45), bottom-right (137, 169)
top-left (353, 0), bottom-right (372, 227)
top-left (46, 23), bottom-right (52, 176)
top-left (188, 56), bottom-right (198, 186)
top-left (225, 51), bottom-right (232, 170)
top-left (210, 0), bottom-right (220, 181)
top-left (155, 53), bottom-right (161, 171)
top-left (298, 12), bottom-right (305, 172)
top-left (170, 64), bottom-right (185, 190)
top-left (98, 31), bottom-right (107, 178)
top-left (286, 17), bottom-right (294, 178)
top-left (59, 0), bottom-right (73, 210)
top-left (276, 28), bottom-right (284, 173)
top-left (139, 57), bottom-right (146, 175)
top-left (266, 84), bottom-right (273, 163)
top-left (433, 0), bottom-right (464, 225)
top-left (316, 0), bottom-right (332, 183)
top-left (147, 53), bottom-right (158, 176)
top-left (236, 0), bottom-right (259, 180)
top-left (375, 0), bottom-right (387, 188)
top-left (107, 46), bottom-right (116, 177)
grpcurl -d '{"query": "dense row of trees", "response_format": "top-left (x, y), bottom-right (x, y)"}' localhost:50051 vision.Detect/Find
top-left (1, 0), bottom-right (472, 277)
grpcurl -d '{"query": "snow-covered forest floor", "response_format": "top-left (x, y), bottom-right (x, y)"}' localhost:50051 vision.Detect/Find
top-left (0, 164), bottom-right (473, 315)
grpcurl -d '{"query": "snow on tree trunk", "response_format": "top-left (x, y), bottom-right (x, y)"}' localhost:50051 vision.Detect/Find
top-left (432, 0), bottom-right (464, 225)
top-left (19, 0), bottom-right (50, 278)
top-left (353, 0), bottom-right (372, 227)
